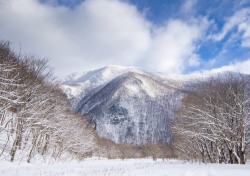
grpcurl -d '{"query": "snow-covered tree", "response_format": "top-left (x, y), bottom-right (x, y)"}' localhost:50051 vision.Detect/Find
top-left (0, 41), bottom-right (95, 162)
top-left (173, 73), bottom-right (250, 164)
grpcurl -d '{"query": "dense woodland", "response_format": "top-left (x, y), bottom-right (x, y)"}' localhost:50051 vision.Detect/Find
top-left (0, 41), bottom-right (97, 162)
top-left (1, 41), bottom-right (250, 164)
top-left (173, 74), bottom-right (250, 164)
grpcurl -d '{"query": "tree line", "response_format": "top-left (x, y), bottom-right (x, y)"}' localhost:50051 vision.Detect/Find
top-left (0, 41), bottom-right (95, 162)
top-left (172, 73), bottom-right (250, 164)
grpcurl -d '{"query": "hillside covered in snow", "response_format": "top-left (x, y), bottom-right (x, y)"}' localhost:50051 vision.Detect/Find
top-left (61, 65), bottom-right (196, 145)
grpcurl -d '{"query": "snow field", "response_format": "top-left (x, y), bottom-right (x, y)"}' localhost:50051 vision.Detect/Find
top-left (0, 158), bottom-right (249, 176)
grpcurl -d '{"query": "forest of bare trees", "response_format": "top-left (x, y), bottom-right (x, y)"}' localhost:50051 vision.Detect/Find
top-left (172, 73), bottom-right (250, 164)
top-left (0, 41), bottom-right (96, 162)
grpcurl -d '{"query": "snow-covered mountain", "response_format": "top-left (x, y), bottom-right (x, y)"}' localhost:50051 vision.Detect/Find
top-left (61, 65), bottom-right (196, 145)
top-left (61, 65), bottom-right (195, 103)
top-left (62, 65), bottom-right (144, 100)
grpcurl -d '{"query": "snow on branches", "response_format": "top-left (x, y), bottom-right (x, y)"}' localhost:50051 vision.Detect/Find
top-left (172, 73), bottom-right (250, 164)
top-left (0, 41), bottom-right (95, 163)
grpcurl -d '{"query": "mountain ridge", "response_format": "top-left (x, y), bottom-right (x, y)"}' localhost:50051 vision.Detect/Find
top-left (74, 71), bottom-right (180, 145)
top-left (61, 65), bottom-right (241, 145)
top-left (61, 65), bottom-right (195, 102)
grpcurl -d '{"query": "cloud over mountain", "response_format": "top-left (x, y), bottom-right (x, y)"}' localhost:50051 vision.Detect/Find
top-left (0, 0), bottom-right (205, 76)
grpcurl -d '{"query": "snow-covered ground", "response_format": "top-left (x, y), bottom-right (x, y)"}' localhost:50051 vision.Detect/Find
top-left (0, 158), bottom-right (249, 176)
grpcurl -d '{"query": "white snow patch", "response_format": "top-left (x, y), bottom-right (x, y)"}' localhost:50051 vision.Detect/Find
top-left (125, 83), bottom-right (140, 95)
top-left (0, 158), bottom-right (249, 176)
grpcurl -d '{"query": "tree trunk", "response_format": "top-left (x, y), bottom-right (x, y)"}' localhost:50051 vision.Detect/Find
top-left (10, 139), bottom-right (18, 162)
top-left (27, 134), bottom-right (38, 163)
top-left (41, 134), bottom-right (49, 156)
top-left (238, 148), bottom-right (246, 164)
top-left (229, 149), bottom-right (234, 164)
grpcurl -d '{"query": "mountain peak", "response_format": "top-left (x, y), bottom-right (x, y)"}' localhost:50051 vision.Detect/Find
top-left (103, 64), bottom-right (127, 70)
top-left (74, 71), bottom-right (178, 145)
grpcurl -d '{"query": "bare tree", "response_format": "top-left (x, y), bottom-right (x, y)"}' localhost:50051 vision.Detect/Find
top-left (0, 41), bottom-right (96, 163)
top-left (173, 73), bottom-right (250, 164)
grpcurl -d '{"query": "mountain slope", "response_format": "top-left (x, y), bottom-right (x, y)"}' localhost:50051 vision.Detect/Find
top-left (74, 72), bottom-right (181, 145)
top-left (61, 65), bottom-right (188, 105)
top-left (61, 65), bottom-right (148, 107)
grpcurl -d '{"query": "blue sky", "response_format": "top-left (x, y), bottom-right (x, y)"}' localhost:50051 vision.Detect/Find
top-left (128, 0), bottom-right (250, 73)
top-left (1, 0), bottom-right (250, 76)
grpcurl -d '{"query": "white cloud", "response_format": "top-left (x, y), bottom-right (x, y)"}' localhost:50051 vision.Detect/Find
top-left (0, 0), bottom-right (204, 76)
top-left (238, 22), bottom-right (250, 47)
top-left (181, 0), bottom-right (198, 14)
top-left (210, 8), bottom-right (250, 48)
top-left (201, 59), bottom-right (250, 75)
top-left (140, 19), bottom-right (203, 73)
